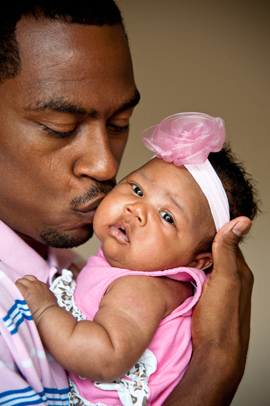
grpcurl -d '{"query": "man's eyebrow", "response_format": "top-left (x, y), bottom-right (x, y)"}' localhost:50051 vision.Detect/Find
top-left (27, 98), bottom-right (93, 116)
top-left (26, 90), bottom-right (140, 116)
top-left (114, 90), bottom-right (141, 114)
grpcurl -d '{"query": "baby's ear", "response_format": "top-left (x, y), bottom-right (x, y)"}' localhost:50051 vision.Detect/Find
top-left (188, 252), bottom-right (213, 271)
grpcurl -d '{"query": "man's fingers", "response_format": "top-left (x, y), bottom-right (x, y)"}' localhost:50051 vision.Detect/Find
top-left (237, 249), bottom-right (254, 287)
top-left (236, 247), bottom-right (254, 345)
top-left (209, 216), bottom-right (254, 363)
top-left (211, 216), bottom-right (252, 277)
top-left (193, 216), bottom-right (253, 344)
top-left (210, 216), bottom-right (253, 319)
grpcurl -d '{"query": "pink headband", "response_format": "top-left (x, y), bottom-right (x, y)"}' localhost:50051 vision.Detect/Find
top-left (141, 112), bottom-right (230, 231)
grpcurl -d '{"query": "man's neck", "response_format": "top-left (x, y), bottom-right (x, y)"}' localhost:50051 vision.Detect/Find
top-left (16, 232), bottom-right (49, 259)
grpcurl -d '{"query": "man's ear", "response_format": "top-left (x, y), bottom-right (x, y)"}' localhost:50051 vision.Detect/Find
top-left (188, 252), bottom-right (213, 271)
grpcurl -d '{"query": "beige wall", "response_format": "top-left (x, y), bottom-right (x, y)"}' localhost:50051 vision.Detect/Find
top-left (74, 1), bottom-right (270, 404)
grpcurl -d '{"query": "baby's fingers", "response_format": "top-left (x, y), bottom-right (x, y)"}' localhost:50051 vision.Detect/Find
top-left (15, 276), bottom-right (35, 295)
top-left (15, 275), bottom-right (47, 302)
top-left (15, 275), bottom-right (57, 322)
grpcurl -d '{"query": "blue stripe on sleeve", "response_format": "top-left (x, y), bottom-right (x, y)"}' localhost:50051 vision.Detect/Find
top-left (2, 300), bottom-right (33, 335)
top-left (0, 386), bottom-right (69, 405)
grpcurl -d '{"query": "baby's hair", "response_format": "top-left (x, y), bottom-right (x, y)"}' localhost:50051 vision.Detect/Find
top-left (193, 143), bottom-right (260, 257)
top-left (208, 143), bottom-right (260, 222)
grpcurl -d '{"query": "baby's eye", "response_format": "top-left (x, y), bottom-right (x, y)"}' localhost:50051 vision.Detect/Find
top-left (132, 184), bottom-right (143, 197)
top-left (160, 211), bottom-right (175, 225)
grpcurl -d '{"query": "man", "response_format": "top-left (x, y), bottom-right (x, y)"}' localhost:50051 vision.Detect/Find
top-left (0, 1), bottom-right (253, 405)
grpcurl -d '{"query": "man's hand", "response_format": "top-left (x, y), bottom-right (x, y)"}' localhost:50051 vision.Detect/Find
top-left (192, 216), bottom-right (253, 371)
top-left (164, 216), bottom-right (253, 406)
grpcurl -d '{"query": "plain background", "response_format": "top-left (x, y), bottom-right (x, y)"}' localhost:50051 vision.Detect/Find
top-left (73, 1), bottom-right (270, 405)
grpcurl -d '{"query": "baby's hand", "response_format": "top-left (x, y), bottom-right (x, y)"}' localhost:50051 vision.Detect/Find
top-left (15, 275), bottom-right (58, 325)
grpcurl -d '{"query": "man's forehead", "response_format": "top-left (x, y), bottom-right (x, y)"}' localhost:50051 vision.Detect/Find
top-left (15, 18), bottom-right (131, 81)
top-left (12, 17), bottom-right (139, 115)
top-left (16, 16), bottom-right (129, 57)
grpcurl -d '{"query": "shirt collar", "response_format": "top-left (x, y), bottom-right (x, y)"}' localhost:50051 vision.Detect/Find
top-left (0, 220), bottom-right (53, 283)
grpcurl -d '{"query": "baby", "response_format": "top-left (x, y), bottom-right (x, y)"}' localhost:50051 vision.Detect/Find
top-left (16, 112), bottom-right (258, 406)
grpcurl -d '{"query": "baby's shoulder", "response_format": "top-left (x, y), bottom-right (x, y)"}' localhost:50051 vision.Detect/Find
top-left (156, 277), bottom-right (194, 318)
top-left (108, 274), bottom-right (193, 318)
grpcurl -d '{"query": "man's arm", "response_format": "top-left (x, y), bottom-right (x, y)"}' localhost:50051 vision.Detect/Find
top-left (163, 216), bottom-right (253, 406)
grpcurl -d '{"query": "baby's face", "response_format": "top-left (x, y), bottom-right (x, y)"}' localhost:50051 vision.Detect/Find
top-left (93, 158), bottom-right (215, 271)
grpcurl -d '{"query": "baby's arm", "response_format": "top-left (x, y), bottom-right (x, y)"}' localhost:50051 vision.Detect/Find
top-left (16, 274), bottom-right (187, 382)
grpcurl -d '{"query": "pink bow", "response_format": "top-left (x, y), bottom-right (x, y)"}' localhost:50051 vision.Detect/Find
top-left (141, 112), bottom-right (226, 166)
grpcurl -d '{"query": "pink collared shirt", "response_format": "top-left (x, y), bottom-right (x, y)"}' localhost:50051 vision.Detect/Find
top-left (0, 220), bottom-right (78, 405)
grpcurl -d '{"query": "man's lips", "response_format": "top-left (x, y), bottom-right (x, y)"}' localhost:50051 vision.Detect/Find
top-left (109, 223), bottom-right (130, 243)
top-left (75, 197), bottom-right (104, 222)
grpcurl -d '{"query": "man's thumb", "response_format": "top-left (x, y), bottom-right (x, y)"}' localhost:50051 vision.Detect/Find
top-left (212, 216), bottom-right (252, 267)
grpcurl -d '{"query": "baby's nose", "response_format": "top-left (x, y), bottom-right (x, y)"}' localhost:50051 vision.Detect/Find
top-left (124, 203), bottom-right (147, 226)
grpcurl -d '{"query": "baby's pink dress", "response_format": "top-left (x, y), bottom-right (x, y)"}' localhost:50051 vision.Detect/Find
top-left (52, 246), bottom-right (207, 406)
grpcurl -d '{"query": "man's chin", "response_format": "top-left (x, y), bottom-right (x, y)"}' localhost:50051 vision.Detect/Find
top-left (40, 224), bottom-right (94, 249)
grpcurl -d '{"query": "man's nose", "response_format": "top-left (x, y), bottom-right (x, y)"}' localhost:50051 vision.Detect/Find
top-left (73, 124), bottom-right (119, 182)
top-left (124, 202), bottom-right (147, 226)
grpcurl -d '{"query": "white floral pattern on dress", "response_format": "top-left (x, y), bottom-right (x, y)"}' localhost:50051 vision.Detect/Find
top-left (50, 269), bottom-right (86, 321)
top-left (95, 349), bottom-right (157, 406)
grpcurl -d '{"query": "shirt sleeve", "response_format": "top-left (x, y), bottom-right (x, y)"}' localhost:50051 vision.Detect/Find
top-left (0, 264), bottom-right (69, 405)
